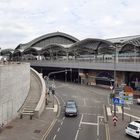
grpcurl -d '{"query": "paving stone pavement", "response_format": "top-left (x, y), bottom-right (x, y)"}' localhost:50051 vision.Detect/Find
top-left (0, 95), bottom-right (59, 140)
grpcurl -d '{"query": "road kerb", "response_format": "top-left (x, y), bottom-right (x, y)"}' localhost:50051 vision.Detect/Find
top-left (41, 95), bottom-right (61, 140)
top-left (41, 119), bottom-right (57, 140)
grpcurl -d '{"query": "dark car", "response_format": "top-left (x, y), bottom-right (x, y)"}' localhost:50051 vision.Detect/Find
top-left (64, 100), bottom-right (78, 117)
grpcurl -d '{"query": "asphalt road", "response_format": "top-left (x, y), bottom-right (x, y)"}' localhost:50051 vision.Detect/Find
top-left (46, 81), bottom-right (110, 140)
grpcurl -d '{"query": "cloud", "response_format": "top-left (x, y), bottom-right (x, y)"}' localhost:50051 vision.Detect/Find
top-left (0, 0), bottom-right (140, 49)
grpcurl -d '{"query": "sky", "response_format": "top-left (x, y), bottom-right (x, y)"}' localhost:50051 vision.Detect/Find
top-left (1, 0), bottom-right (140, 49)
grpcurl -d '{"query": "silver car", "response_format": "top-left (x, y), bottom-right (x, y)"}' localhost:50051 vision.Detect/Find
top-left (64, 100), bottom-right (78, 117)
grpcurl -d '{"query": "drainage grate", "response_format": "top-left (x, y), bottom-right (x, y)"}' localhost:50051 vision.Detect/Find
top-left (34, 129), bottom-right (41, 133)
top-left (6, 126), bottom-right (13, 129)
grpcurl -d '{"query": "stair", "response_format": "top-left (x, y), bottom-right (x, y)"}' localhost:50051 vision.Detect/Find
top-left (19, 71), bottom-right (41, 120)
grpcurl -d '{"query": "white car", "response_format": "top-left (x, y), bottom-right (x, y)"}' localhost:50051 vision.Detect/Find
top-left (125, 121), bottom-right (140, 139)
top-left (137, 98), bottom-right (140, 104)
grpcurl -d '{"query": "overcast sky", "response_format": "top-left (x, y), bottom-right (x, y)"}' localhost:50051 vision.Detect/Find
top-left (1, 0), bottom-right (140, 49)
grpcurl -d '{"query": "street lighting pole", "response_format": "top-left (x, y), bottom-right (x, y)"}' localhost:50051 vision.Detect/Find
top-left (113, 45), bottom-right (117, 116)
top-left (0, 47), bottom-right (1, 56)
top-left (65, 69), bottom-right (67, 82)
top-left (70, 68), bottom-right (72, 83)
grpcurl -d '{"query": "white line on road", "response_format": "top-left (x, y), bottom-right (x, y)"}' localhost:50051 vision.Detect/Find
top-left (63, 117), bottom-right (65, 120)
top-left (97, 116), bottom-right (104, 140)
top-left (79, 114), bottom-right (83, 127)
top-left (75, 114), bottom-right (83, 140)
top-left (108, 95), bottom-right (110, 105)
top-left (79, 113), bottom-right (102, 116)
top-left (61, 121), bottom-right (63, 125)
top-left (97, 116), bottom-right (99, 137)
top-left (106, 107), bottom-right (112, 116)
top-left (117, 106), bottom-right (122, 113)
top-left (75, 130), bottom-right (79, 140)
top-left (57, 127), bottom-right (60, 132)
top-left (84, 98), bottom-right (86, 106)
top-left (46, 107), bottom-right (54, 110)
top-left (81, 122), bottom-right (98, 126)
top-left (124, 112), bottom-right (140, 120)
top-left (53, 105), bottom-right (58, 112)
top-left (56, 94), bottom-right (65, 104)
top-left (53, 135), bottom-right (56, 140)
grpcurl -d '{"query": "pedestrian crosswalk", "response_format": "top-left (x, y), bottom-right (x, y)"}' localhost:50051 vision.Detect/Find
top-left (106, 107), bottom-right (112, 116)
top-left (106, 106), bottom-right (123, 116)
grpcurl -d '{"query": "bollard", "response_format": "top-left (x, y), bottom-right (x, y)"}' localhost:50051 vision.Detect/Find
top-left (130, 116), bottom-right (132, 122)
top-left (114, 121), bottom-right (116, 126)
top-left (20, 114), bottom-right (23, 119)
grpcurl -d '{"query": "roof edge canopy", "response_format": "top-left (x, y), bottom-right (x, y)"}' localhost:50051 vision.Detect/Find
top-left (15, 32), bottom-right (79, 50)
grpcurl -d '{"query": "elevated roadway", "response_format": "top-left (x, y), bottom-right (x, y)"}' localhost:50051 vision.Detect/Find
top-left (29, 60), bottom-right (140, 72)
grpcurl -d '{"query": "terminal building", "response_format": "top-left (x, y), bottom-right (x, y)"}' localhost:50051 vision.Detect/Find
top-left (1, 31), bottom-right (140, 90)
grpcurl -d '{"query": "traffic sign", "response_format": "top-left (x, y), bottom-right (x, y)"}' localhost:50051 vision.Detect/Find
top-left (113, 98), bottom-right (120, 105)
top-left (113, 116), bottom-right (118, 122)
top-left (119, 99), bottom-right (124, 105)
top-left (113, 115), bottom-right (118, 126)
top-left (119, 91), bottom-right (133, 104)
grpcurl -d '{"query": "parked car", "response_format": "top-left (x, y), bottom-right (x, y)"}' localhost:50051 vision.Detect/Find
top-left (125, 120), bottom-right (140, 139)
top-left (64, 100), bottom-right (78, 117)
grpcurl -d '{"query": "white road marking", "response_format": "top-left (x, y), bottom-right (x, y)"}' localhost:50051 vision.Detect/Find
top-left (74, 114), bottom-right (83, 140)
top-left (81, 122), bottom-right (98, 126)
top-left (79, 113), bottom-right (102, 116)
top-left (124, 112), bottom-right (140, 120)
top-left (78, 105), bottom-right (102, 108)
top-left (107, 107), bottom-right (112, 116)
top-left (97, 116), bottom-right (99, 140)
top-left (79, 114), bottom-right (83, 127)
top-left (46, 107), bottom-right (54, 110)
top-left (75, 130), bottom-right (80, 140)
top-left (53, 105), bottom-right (58, 112)
top-left (126, 104), bottom-right (131, 110)
top-left (124, 106), bottom-right (130, 110)
top-left (84, 98), bottom-right (86, 106)
top-left (61, 121), bottom-right (63, 125)
top-left (57, 127), bottom-right (60, 132)
top-left (97, 116), bottom-right (104, 140)
top-left (63, 117), bottom-right (65, 120)
top-left (53, 135), bottom-right (56, 140)
top-left (97, 116), bottom-right (103, 138)
top-left (56, 94), bottom-right (65, 104)
top-left (108, 95), bottom-right (110, 105)
top-left (117, 106), bottom-right (122, 113)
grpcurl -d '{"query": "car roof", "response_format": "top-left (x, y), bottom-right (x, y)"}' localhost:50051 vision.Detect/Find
top-left (130, 121), bottom-right (140, 127)
top-left (66, 100), bottom-right (76, 103)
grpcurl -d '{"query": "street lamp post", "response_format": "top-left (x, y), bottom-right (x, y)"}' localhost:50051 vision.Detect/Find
top-left (113, 45), bottom-right (117, 117)
top-left (0, 47), bottom-right (1, 56)
top-left (65, 69), bottom-right (67, 82)
top-left (70, 68), bottom-right (72, 83)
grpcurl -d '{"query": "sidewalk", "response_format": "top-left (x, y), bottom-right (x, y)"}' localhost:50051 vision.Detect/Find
top-left (107, 113), bottom-right (131, 140)
top-left (0, 94), bottom-right (59, 140)
top-left (106, 105), bottom-right (140, 140)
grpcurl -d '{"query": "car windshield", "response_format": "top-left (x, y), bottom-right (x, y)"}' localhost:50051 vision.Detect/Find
top-left (128, 124), bottom-right (138, 130)
top-left (66, 102), bottom-right (76, 108)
